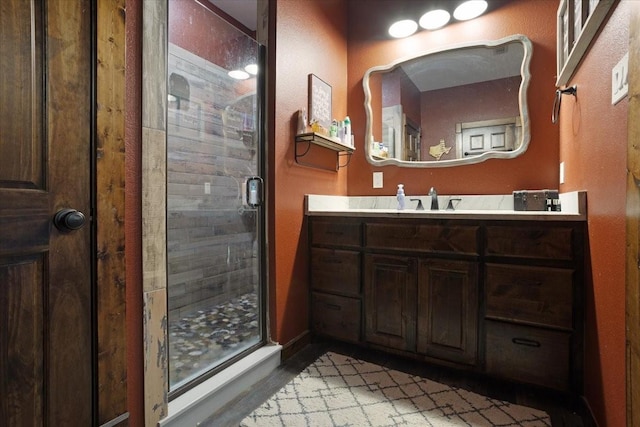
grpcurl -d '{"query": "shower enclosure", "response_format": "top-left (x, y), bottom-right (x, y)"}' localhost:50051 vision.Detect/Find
top-left (167, 0), bottom-right (265, 393)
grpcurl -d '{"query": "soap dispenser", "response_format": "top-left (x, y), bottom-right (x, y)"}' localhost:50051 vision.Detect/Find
top-left (397, 184), bottom-right (405, 210)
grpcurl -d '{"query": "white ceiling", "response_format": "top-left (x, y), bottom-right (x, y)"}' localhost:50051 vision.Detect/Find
top-left (208, 0), bottom-right (257, 31)
top-left (400, 42), bottom-right (525, 92)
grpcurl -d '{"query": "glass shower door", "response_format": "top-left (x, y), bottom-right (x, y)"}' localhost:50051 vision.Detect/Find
top-left (167, 0), bottom-right (264, 393)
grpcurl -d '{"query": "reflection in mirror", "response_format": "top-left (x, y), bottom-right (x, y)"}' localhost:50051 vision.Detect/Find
top-left (363, 34), bottom-right (532, 167)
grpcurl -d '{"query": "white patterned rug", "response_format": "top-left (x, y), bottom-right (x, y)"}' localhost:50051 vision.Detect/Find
top-left (241, 352), bottom-right (551, 426)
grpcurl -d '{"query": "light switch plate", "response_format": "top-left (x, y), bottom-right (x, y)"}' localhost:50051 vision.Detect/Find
top-left (559, 162), bottom-right (565, 185)
top-left (204, 182), bottom-right (211, 194)
top-left (373, 172), bottom-right (383, 188)
top-left (612, 52), bottom-right (629, 105)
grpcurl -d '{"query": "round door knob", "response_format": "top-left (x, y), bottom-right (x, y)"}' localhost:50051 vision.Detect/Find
top-left (54, 209), bottom-right (86, 232)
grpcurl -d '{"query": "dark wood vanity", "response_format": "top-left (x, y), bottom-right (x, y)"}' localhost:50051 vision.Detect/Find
top-left (308, 214), bottom-right (585, 394)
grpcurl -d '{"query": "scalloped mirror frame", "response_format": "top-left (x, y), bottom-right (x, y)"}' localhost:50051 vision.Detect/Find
top-left (363, 34), bottom-right (533, 168)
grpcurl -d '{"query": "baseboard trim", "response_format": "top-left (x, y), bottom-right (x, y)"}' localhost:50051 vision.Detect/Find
top-left (99, 412), bottom-right (129, 427)
top-left (579, 396), bottom-right (600, 427)
top-left (159, 344), bottom-right (282, 427)
top-left (281, 330), bottom-right (311, 361)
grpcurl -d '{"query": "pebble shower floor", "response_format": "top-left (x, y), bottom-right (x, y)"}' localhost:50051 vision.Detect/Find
top-left (168, 292), bottom-right (260, 386)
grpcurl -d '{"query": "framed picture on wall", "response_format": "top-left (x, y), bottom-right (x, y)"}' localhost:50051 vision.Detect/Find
top-left (308, 74), bottom-right (332, 131)
top-left (557, 0), bottom-right (573, 74)
top-left (573, 0), bottom-right (584, 41)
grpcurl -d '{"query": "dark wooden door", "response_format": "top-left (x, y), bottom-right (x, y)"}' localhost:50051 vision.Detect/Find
top-left (416, 259), bottom-right (478, 365)
top-left (364, 254), bottom-right (416, 351)
top-left (0, 1), bottom-right (93, 425)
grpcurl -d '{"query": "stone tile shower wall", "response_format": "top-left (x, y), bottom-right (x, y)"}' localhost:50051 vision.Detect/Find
top-left (167, 43), bottom-right (258, 320)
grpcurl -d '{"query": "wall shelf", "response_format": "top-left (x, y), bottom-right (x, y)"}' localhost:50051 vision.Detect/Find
top-left (294, 132), bottom-right (355, 171)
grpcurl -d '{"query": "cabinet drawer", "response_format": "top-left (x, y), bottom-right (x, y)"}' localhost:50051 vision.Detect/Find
top-left (485, 264), bottom-right (573, 329)
top-left (485, 320), bottom-right (570, 391)
top-left (311, 220), bottom-right (362, 247)
top-left (311, 248), bottom-right (360, 296)
top-left (366, 223), bottom-right (479, 255)
top-left (485, 225), bottom-right (574, 261)
top-left (311, 292), bottom-right (361, 343)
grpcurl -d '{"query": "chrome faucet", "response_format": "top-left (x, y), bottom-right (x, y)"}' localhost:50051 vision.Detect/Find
top-left (446, 198), bottom-right (462, 211)
top-left (428, 187), bottom-right (438, 210)
top-left (410, 198), bottom-right (424, 210)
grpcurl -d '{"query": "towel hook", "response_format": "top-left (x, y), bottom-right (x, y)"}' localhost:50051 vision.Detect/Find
top-left (552, 85), bottom-right (577, 124)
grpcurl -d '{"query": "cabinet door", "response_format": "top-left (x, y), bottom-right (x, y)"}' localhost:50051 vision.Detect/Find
top-left (364, 254), bottom-right (417, 351)
top-left (417, 259), bottom-right (479, 365)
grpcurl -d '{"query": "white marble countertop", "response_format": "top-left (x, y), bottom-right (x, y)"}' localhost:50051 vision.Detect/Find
top-left (305, 191), bottom-right (587, 221)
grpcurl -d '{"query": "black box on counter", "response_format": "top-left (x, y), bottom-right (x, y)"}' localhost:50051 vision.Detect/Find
top-left (513, 189), bottom-right (560, 211)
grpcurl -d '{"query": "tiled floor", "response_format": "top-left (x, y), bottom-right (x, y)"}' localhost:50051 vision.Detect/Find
top-left (203, 339), bottom-right (595, 427)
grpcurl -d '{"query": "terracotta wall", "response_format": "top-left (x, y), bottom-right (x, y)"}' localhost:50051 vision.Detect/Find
top-left (558, 2), bottom-right (629, 426)
top-left (269, 0), bottom-right (348, 346)
top-left (347, 0), bottom-right (559, 196)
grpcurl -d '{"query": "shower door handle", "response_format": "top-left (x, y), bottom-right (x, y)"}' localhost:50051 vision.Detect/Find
top-left (246, 176), bottom-right (263, 207)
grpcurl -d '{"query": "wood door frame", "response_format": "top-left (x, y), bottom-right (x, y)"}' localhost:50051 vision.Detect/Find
top-left (95, 0), bottom-right (129, 425)
top-left (627, 2), bottom-right (640, 426)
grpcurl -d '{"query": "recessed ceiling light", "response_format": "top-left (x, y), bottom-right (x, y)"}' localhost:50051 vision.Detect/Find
top-left (419, 9), bottom-right (451, 30)
top-left (228, 69), bottom-right (250, 80)
top-left (244, 63), bottom-right (258, 75)
top-left (388, 19), bottom-right (418, 38)
top-left (453, 0), bottom-right (488, 21)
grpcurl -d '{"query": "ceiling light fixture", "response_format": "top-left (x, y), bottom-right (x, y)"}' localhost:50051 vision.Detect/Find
top-left (228, 69), bottom-right (250, 80)
top-left (388, 19), bottom-right (418, 38)
top-left (453, 0), bottom-right (488, 21)
top-left (388, 1), bottom-right (489, 38)
top-left (244, 63), bottom-right (258, 75)
top-left (419, 9), bottom-right (451, 30)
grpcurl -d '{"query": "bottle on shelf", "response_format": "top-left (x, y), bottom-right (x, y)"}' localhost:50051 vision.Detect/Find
top-left (296, 108), bottom-right (307, 135)
top-left (343, 115), bottom-right (352, 146)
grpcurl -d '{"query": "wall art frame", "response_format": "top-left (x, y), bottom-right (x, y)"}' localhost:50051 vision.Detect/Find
top-left (308, 74), bottom-right (332, 131)
top-left (556, 0), bottom-right (617, 87)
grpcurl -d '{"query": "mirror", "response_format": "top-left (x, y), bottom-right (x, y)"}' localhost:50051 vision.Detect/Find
top-left (363, 34), bottom-right (532, 167)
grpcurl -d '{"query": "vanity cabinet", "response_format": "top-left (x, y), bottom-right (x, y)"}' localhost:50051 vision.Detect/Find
top-left (307, 216), bottom-right (585, 394)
